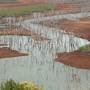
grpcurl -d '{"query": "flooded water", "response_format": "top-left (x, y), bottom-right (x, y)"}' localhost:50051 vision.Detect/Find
top-left (0, 13), bottom-right (90, 90)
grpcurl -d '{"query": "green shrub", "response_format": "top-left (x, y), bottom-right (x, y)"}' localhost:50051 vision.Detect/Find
top-left (79, 44), bottom-right (90, 52)
top-left (0, 80), bottom-right (18, 90)
top-left (0, 80), bottom-right (44, 90)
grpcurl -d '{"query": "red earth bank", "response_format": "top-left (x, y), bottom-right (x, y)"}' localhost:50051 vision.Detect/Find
top-left (0, 47), bottom-right (28, 58)
top-left (56, 51), bottom-right (90, 69)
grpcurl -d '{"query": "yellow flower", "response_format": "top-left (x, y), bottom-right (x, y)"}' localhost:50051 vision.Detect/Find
top-left (19, 81), bottom-right (39, 89)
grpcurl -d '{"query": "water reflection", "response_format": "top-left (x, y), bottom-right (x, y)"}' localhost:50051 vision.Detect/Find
top-left (0, 34), bottom-right (90, 90)
top-left (0, 12), bottom-right (90, 90)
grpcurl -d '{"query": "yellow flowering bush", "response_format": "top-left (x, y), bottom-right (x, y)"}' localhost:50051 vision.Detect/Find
top-left (19, 81), bottom-right (43, 90)
top-left (0, 80), bottom-right (44, 90)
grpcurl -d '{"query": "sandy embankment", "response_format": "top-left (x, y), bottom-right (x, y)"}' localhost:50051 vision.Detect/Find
top-left (0, 47), bottom-right (28, 58)
top-left (56, 51), bottom-right (90, 69)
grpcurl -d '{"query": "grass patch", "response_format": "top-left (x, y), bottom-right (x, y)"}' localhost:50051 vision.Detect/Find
top-left (0, 80), bottom-right (44, 90)
top-left (0, 4), bottom-right (55, 17)
top-left (79, 44), bottom-right (90, 52)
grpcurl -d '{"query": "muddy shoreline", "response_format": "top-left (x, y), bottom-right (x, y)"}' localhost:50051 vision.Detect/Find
top-left (56, 51), bottom-right (90, 69)
top-left (0, 47), bottom-right (28, 58)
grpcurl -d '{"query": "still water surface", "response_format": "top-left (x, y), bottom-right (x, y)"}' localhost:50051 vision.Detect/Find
top-left (0, 13), bottom-right (90, 90)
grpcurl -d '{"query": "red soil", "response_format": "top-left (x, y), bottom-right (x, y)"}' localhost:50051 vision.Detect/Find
top-left (0, 47), bottom-right (28, 58)
top-left (0, 28), bottom-right (49, 42)
top-left (56, 3), bottom-right (74, 12)
top-left (40, 19), bottom-right (90, 41)
top-left (59, 20), bottom-right (90, 41)
top-left (56, 51), bottom-right (90, 69)
top-left (0, 0), bottom-right (48, 7)
top-left (56, 3), bottom-right (90, 13)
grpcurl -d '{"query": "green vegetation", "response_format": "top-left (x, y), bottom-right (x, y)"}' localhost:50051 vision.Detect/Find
top-left (0, 80), bottom-right (44, 90)
top-left (79, 44), bottom-right (90, 52)
top-left (0, 4), bottom-right (55, 17)
top-left (0, 0), bottom-right (17, 3)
